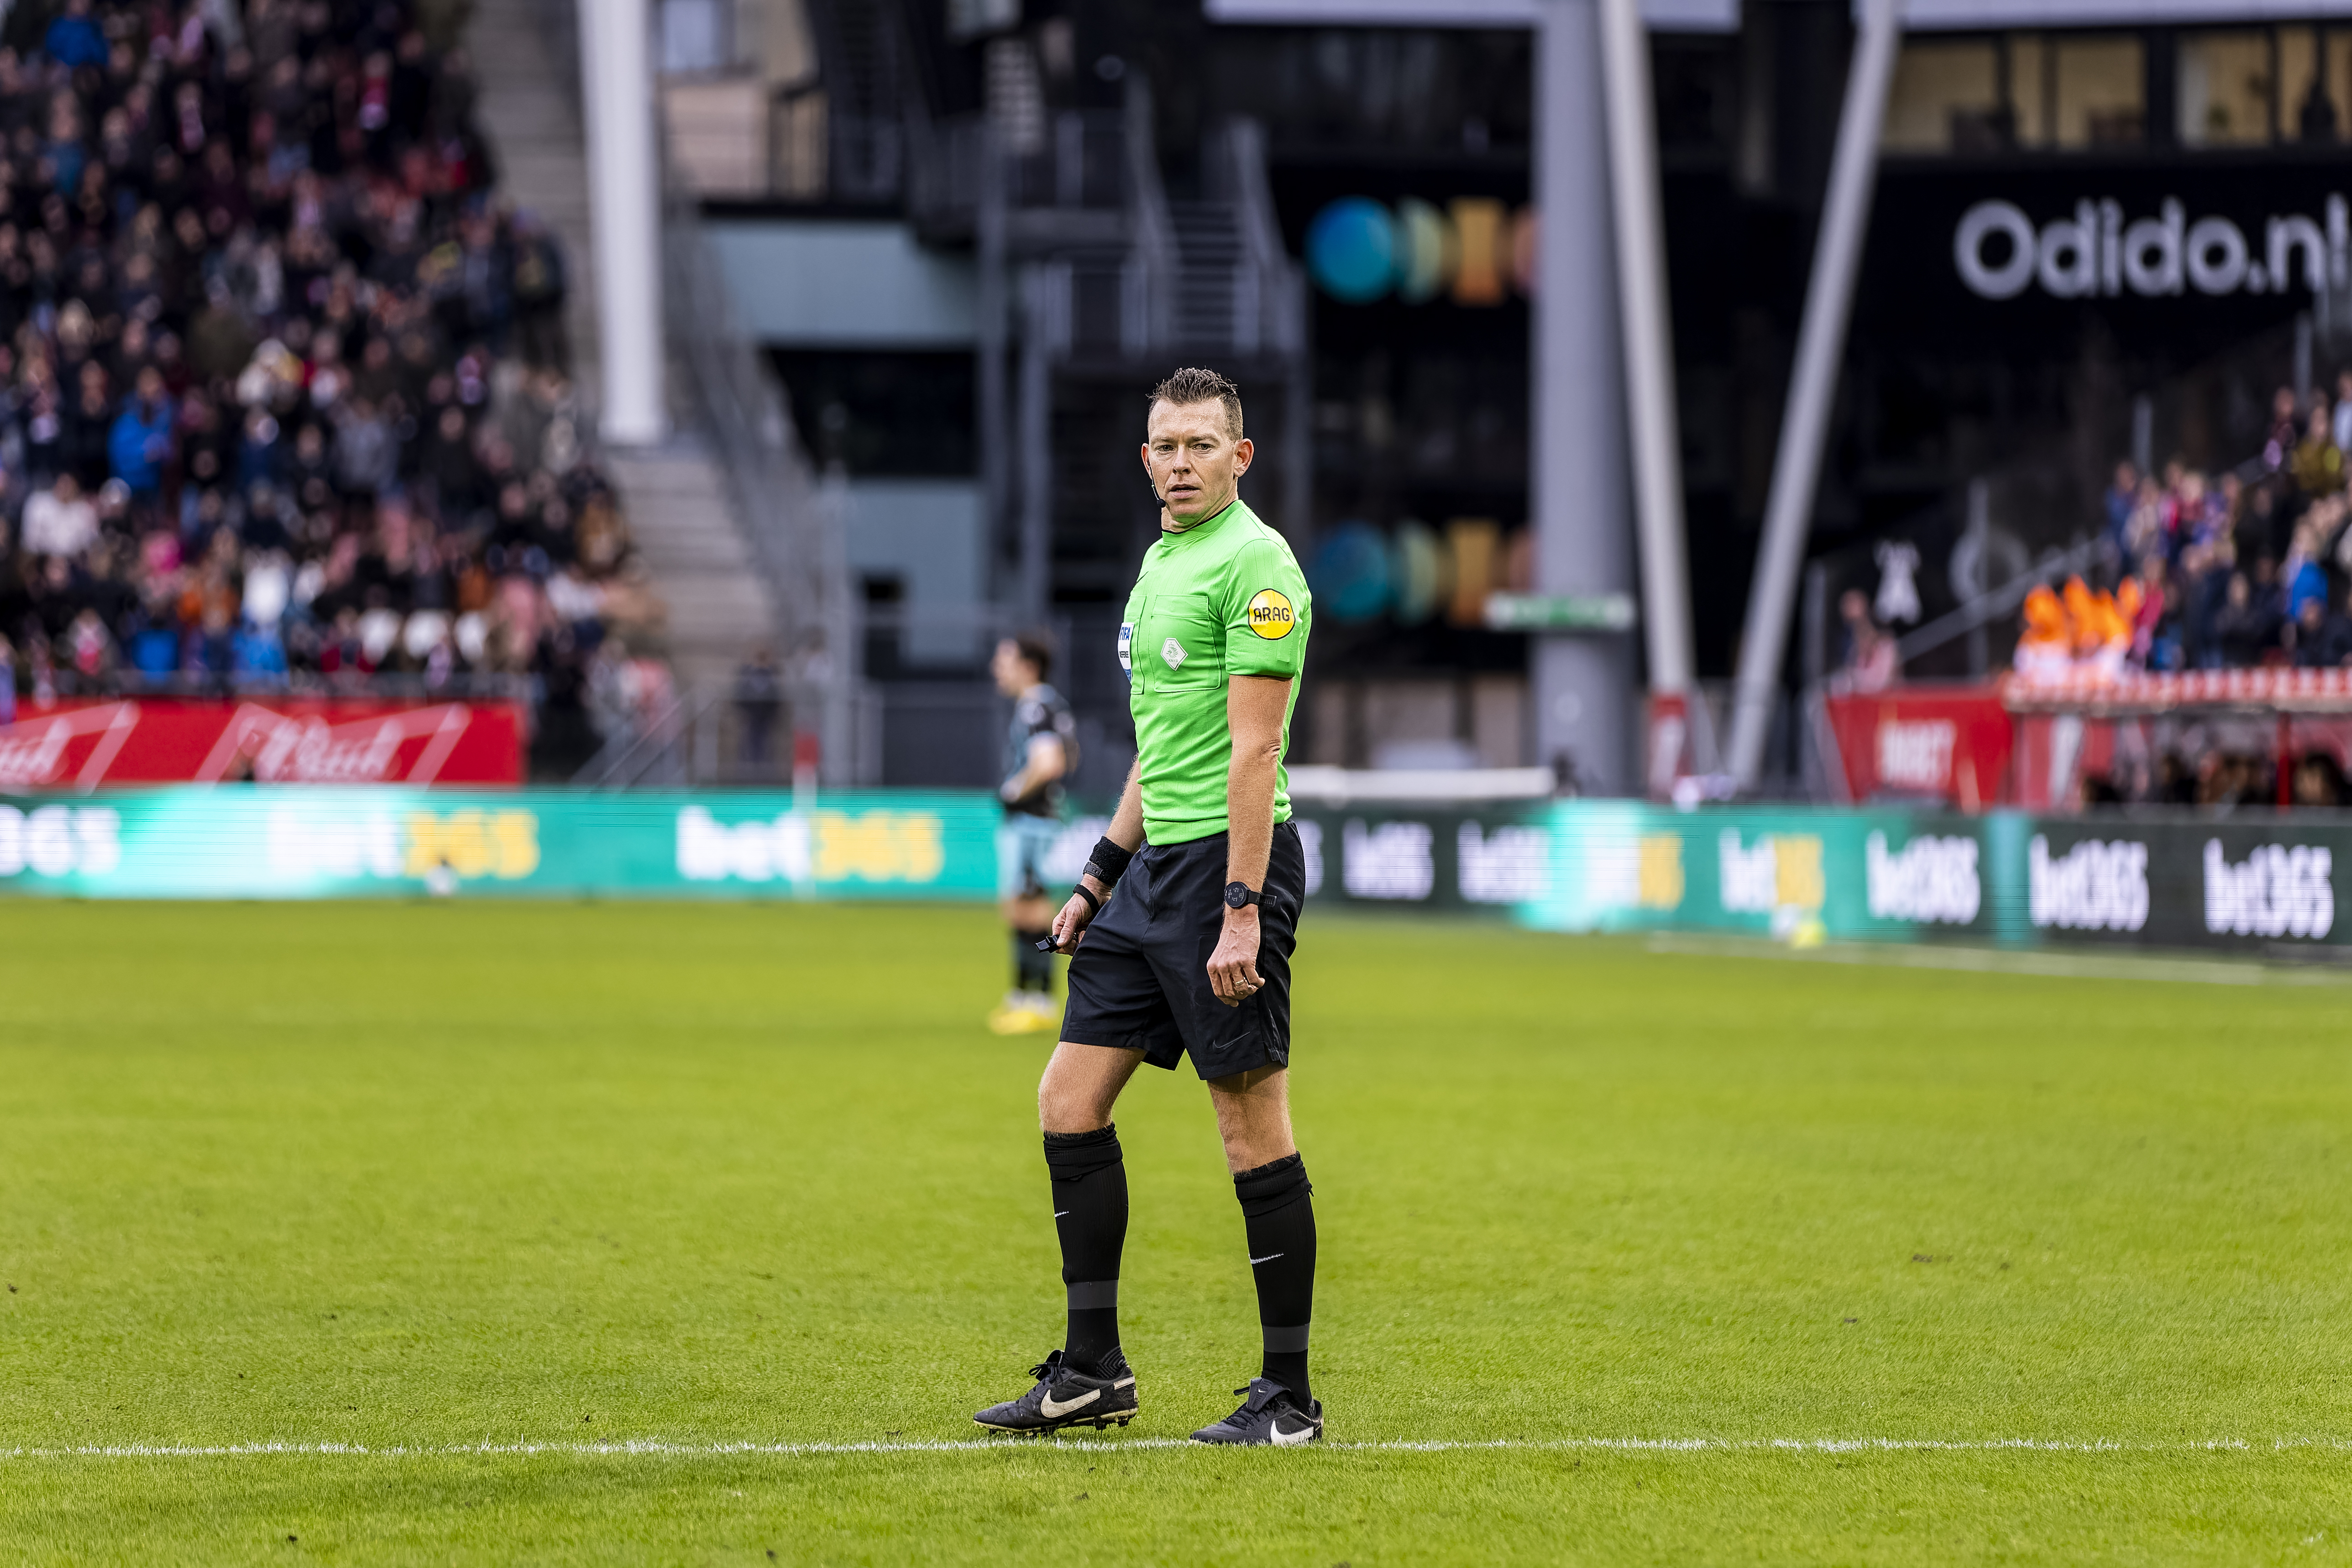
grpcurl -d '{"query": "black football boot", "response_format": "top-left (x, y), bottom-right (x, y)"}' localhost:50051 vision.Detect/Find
top-left (973, 1349), bottom-right (1140, 1437)
top-left (1188, 1376), bottom-right (1323, 1446)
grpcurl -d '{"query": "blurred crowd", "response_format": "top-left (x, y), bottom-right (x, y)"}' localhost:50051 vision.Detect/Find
top-left (2072, 729), bottom-right (2350, 809)
top-left (0, 0), bottom-right (666, 767)
top-left (2015, 374), bottom-right (2352, 682)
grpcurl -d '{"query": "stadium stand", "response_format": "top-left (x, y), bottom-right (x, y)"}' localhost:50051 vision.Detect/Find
top-left (1983, 378), bottom-right (2352, 686)
top-left (0, 0), bottom-right (667, 773)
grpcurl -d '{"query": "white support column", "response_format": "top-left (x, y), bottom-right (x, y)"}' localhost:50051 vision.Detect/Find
top-left (578, 0), bottom-right (668, 445)
top-left (1531, 0), bottom-right (1634, 793)
top-left (1724, 0), bottom-right (1902, 786)
top-left (1597, 0), bottom-right (1695, 704)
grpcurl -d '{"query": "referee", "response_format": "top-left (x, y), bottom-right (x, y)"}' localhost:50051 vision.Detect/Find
top-left (974, 367), bottom-right (1320, 1447)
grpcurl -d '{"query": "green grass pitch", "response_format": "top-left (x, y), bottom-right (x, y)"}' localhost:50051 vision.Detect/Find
top-left (3, 900), bottom-right (2351, 1564)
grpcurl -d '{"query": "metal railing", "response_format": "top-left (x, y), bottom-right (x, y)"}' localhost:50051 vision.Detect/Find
top-left (574, 601), bottom-right (1097, 787)
top-left (659, 142), bottom-right (854, 784)
top-left (1895, 535), bottom-right (2103, 668)
top-left (1117, 80), bottom-right (1176, 358)
top-left (573, 672), bottom-right (842, 787)
top-left (904, 87), bottom-right (1299, 368)
top-left (911, 108), bottom-right (1130, 225)
top-left (1209, 118), bottom-right (1307, 360)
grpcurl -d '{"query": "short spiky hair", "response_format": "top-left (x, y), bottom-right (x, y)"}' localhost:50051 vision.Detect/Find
top-left (1149, 367), bottom-right (1244, 439)
top-left (1010, 630), bottom-right (1054, 680)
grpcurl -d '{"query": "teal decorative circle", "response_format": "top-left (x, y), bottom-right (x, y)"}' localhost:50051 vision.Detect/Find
top-left (1311, 522), bottom-right (1393, 623)
top-left (1306, 198), bottom-right (1397, 304)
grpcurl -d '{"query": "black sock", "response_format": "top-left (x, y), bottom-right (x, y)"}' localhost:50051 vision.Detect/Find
top-left (1235, 1153), bottom-right (1316, 1406)
top-left (1014, 930), bottom-right (1054, 994)
top-left (1044, 1125), bottom-right (1126, 1375)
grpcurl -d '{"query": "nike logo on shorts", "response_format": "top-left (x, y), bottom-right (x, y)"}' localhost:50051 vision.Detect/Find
top-left (1249, 1253), bottom-right (1283, 1265)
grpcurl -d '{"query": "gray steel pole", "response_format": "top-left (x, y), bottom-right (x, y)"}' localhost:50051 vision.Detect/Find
top-left (977, 128), bottom-right (1011, 605)
top-left (1017, 267), bottom-right (1052, 625)
top-left (1597, 0), bottom-right (1695, 702)
top-left (1964, 477), bottom-right (1990, 678)
top-left (1724, 0), bottom-right (1903, 787)
top-left (1531, 0), bottom-right (1634, 795)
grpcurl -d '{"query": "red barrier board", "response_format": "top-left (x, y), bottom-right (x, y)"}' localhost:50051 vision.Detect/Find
top-left (0, 698), bottom-right (526, 788)
top-left (1821, 687), bottom-right (2013, 809)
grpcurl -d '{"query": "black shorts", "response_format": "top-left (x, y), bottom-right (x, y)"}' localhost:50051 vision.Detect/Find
top-left (1061, 821), bottom-right (1307, 1080)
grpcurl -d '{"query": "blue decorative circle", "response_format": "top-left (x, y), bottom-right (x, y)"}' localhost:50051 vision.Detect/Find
top-left (1310, 522), bottom-right (1393, 623)
top-left (1305, 198), bottom-right (1397, 304)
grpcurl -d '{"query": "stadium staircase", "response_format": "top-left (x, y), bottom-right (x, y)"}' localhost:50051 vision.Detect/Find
top-left (471, 0), bottom-right (780, 697)
top-left (873, 16), bottom-right (1314, 607)
top-left (1168, 201), bottom-right (1251, 353)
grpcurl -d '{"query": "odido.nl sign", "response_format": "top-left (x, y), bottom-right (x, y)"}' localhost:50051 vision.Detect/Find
top-left (1953, 194), bottom-right (2352, 302)
top-left (1860, 166), bottom-right (2352, 345)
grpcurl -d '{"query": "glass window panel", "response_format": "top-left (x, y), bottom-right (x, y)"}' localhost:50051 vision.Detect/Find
top-left (660, 0), bottom-right (733, 74)
top-left (2053, 36), bottom-right (2143, 148)
top-left (2322, 26), bottom-right (2352, 144)
top-left (2279, 26), bottom-right (2328, 140)
top-left (2011, 32), bottom-right (2050, 144)
top-left (2178, 31), bottom-right (2274, 147)
top-left (1883, 39), bottom-right (2000, 152)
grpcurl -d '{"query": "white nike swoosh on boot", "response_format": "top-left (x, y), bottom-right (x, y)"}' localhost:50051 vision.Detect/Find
top-left (1039, 1387), bottom-right (1102, 1418)
top-left (1271, 1420), bottom-right (1317, 1447)
top-left (1248, 1252), bottom-right (1283, 1264)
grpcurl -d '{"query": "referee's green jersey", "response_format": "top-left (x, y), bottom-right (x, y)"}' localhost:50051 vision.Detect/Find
top-left (1117, 498), bottom-right (1312, 845)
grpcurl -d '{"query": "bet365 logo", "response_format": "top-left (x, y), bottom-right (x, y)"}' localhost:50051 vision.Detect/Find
top-left (1246, 589), bottom-right (1296, 639)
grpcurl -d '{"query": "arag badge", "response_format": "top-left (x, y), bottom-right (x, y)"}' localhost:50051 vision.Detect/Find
top-left (1246, 588), bottom-right (1296, 639)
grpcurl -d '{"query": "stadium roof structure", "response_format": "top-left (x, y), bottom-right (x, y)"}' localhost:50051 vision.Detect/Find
top-left (1210, 0), bottom-right (2352, 32)
top-left (1891, 0), bottom-right (2352, 24)
top-left (1202, 0), bottom-right (1738, 33)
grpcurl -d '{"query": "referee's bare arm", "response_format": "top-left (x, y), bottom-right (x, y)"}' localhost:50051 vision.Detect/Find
top-left (1207, 674), bottom-right (1290, 1007)
top-left (1048, 757), bottom-right (1144, 952)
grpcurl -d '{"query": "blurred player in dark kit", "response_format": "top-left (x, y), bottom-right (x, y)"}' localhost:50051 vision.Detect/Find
top-left (986, 632), bottom-right (1079, 1036)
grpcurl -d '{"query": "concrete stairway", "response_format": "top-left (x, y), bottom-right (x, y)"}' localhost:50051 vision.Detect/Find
top-left (597, 443), bottom-right (776, 682)
top-left (1168, 199), bottom-right (1248, 350)
top-left (468, 0), bottom-right (598, 394)
top-left (468, 0), bottom-right (776, 690)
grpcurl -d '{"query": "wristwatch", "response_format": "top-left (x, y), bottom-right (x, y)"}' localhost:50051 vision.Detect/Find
top-left (1223, 881), bottom-right (1261, 910)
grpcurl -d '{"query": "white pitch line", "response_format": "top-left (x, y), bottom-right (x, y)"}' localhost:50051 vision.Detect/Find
top-left (4, 1437), bottom-right (2348, 1459)
top-left (1641, 932), bottom-right (2352, 987)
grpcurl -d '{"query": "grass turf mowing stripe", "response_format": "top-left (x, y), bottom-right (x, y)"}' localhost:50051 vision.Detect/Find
top-left (8, 1447), bottom-right (2347, 1566)
top-left (1641, 932), bottom-right (2352, 986)
top-left (8, 1436), bottom-right (2352, 1457)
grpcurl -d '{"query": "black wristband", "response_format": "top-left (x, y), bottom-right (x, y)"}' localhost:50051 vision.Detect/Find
top-left (1069, 882), bottom-right (1102, 917)
top-left (1083, 836), bottom-right (1135, 886)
